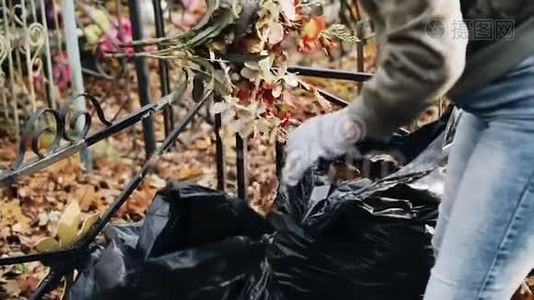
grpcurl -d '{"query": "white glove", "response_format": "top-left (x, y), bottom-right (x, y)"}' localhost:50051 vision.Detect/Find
top-left (282, 108), bottom-right (365, 186)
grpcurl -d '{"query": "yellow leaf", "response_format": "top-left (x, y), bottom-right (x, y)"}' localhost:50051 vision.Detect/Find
top-left (78, 213), bottom-right (100, 238)
top-left (57, 201), bottom-right (81, 248)
top-left (176, 166), bottom-right (204, 180)
top-left (34, 237), bottom-right (60, 253)
top-left (74, 185), bottom-right (97, 211)
top-left (146, 174), bottom-right (167, 189)
top-left (0, 201), bottom-right (30, 227)
top-left (192, 138), bottom-right (212, 150)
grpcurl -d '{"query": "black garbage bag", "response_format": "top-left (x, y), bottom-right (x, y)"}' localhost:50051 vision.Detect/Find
top-left (70, 183), bottom-right (282, 300)
top-left (268, 131), bottom-right (449, 300)
top-left (70, 111), bottom-right (456, 300)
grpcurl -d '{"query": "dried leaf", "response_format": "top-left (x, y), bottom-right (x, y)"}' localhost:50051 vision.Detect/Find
top-left (280, 0), bottom-right (296, 21)
top-left (56, 200), bottom-right (81, 248)
top-left (323, 24), bottom-right (359, 43)
top-left (222, 109), bottom-right (237, 123)
top-left (268, 22), bottom-right (285, 45)
top-left (0, 201), bottom-right (31, 227)
top-left (187, 10), bottom-right (235, 48)
top-left (34, 237), bottom-right (60, 253)
top-left (18, 274), bottom-right (40, 299)
top-left (257, 118), bottom-right (271, 133)
top-left (176, 165), bottom-right (204, 180)
top-left (241, 67), bottom-right (260, 81)
top-left (243, 37), bottom-right (265, 54)
top-left (146, 174), bottom-right (167, 189)
top-left (74, 185), bottom-right (97, 211)
top-left (258, 56), bottom-right (276, 82)
top-left (194, 0), bottom-right (220, 29)
top-left (191, 138), bottom-right (212, 150)
top-left (78, 213), bottom-right (99, 238)
top-left (271, 83), bottom-right (283, 98)
top-left (211, 102), bottom-right (231, 115)
top-left (284, 73), bottom-right (299, 87)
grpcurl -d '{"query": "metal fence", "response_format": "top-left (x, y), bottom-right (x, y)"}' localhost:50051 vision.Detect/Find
top-left (0, 1), bottom-right (374, 298)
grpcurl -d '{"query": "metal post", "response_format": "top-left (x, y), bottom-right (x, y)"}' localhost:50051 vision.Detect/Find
top-left (275, 140), bottom-right (284, 178)
top-left (354, 3), bottom-right (364, 92)
top-left (3, 0), bottom-right (19, 138)
top-left (152, 0), bottom-right (174, 136)
top-left (0, 1), bottom-right (10, 122)
top-left (235, 134), bottom-right (247, 200)
top-left (63, 0), bottom-right (92, 170)
top-left (213, 97), bottom-right (225, 190)
top-left (128, 0), bottom-right (156, 158)
top-left (40, 0), bottom-right (56, 109)
top-left (21, 0), bottom-right (37, 112)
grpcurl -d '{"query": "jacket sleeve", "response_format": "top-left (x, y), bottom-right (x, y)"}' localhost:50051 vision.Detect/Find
top-left (348, 0), bottom-right (467, 140)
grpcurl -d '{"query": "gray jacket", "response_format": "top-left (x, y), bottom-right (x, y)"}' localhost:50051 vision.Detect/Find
top-left (347, 0), bottom-right (534, 140)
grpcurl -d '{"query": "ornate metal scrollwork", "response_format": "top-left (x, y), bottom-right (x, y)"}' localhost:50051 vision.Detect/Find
top-left (9, 93), bottom-right (112, 170)
top-left (0, 34), bottom-right (7, 87)
top-left (27, 21), bottom-right (45, 74)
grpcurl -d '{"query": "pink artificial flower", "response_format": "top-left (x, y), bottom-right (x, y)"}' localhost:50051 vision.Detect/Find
top-left (97, 18), bottom-right (134, 57)
top-left (53, 52), bottom-right (71, 89)
top-left (32, 52), bottom-right (71, 90)
top-left (181, 0), bottom-right (204, 12)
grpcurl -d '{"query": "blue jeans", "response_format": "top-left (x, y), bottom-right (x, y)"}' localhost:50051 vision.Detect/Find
top-left (424, 55), bottom-right (534, 299)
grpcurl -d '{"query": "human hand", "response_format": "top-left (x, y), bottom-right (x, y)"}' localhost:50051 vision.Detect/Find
top-left (281, 108), bottom-right (365, 186)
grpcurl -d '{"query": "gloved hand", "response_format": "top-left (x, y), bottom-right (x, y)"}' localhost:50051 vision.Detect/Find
top-left (282, 108), bottom-right (365, 186)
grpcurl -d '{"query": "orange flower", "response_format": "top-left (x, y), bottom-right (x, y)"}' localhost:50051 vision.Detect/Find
top-left (297, 16), bottom-right (326, 52)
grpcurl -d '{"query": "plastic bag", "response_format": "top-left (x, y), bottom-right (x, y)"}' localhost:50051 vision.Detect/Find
top-left (267, 131), bottom-right (450, 299)
top-left (70, 183), bottom-right (281, 299)
top-left (70, 111), bottom-right (456, 300)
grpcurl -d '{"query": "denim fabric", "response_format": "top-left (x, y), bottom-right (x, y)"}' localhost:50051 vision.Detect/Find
top-left (425, 55), bottom-right (534, 299)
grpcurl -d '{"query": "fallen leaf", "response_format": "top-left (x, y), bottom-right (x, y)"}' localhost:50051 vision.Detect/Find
top-left (176, 165), bottom-right (204, 180)
top-left (17, 274), bottom-right (40, 299)
top-left (74, 185), bottom-right (97, 211)
top-left (146, 174), bottom-right (167, 189)
top-left (34, 237), bottom-right (60, 253)
top-left (0, 202), bottom-right (31, 228)
top-left (56, 200), bottom-right (81, 248)
top-left (191, 138), bottom-right (212, 150)
top-left (78, 213), bottom-right (99, 237)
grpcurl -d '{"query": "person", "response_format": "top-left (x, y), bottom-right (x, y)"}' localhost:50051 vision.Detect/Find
top-left (282, 0), bottom-right (534, 298)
